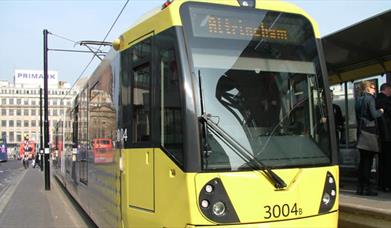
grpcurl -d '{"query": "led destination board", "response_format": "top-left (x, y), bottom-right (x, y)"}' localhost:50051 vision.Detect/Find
top-left (206, 16), bottom-right (288, 41)
top-left (188, 6), bottom-right (306, 43)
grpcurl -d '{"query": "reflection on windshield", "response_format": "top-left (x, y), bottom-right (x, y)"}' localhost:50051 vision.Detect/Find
top-left (200, 68), bottom-right (330, 171)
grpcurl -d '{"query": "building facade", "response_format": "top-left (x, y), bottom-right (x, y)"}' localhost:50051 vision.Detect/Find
top-left (0, 70), bottom-right (77, 154)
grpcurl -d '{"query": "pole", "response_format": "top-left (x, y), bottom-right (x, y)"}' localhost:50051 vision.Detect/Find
top-left (344, 82), bottom-right (349, 149)
top-left (43, 29), bottom-right (50, 190)
top-left (40, 88), bottom-right (43, 171)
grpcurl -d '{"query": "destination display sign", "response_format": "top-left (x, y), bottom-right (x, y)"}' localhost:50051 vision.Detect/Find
top-left (188, 6), bottom-right (305, 43)
top-left (203, 16), bottom-right (288, 41)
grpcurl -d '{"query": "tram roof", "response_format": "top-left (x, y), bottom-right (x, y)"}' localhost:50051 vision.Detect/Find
top-left (322, 10), bottom-right (391, 85)
top-left (114, 0), bottom-right (319, 52)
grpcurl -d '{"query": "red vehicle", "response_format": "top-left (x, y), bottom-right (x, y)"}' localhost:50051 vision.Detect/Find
top-left (92, 138), bottom-right (114, 164)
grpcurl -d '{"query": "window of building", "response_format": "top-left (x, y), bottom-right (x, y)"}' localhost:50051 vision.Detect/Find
top-left (16, 132), bottom-right (21, 142)
top-left (53, 100), bottom-right (57, 106)
top-left (17, 98), bottom-right (21, 105)
top-left (9, 132), bottom-right (14, 142)
top-left (24, 120), bottom-right (29, 127)
top-left (17, 120), bottom-right (21, 127)
top-left (1, 120), bottom-right (6, 127)
top-left (1, 98), bottom-right (6, 105)
top-left (31, 109), bottom-right (36, 116)
top-left (24, 99), bottom-right (28, 105)
top-left (9, 120), bottom-right (14, 127)
top-left (16, 109), bottom-right (21, 116)
top-left (1, 109), bottom-right (6, 115)
top-left (9, 98), bottom-right (14, 105)
top-left (24, 109), bottom-right (29, 115)
top-left (53, 109), bottom-right (58, 116)
top-left (32, 100), bottom-right (36, 106)
top-left (31, 120), bottom-right (36, 127)
top-left (9, 109), bottom-right (14, 116)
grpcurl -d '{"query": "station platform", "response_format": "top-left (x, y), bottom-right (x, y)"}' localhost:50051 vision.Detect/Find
top-left (339, 181), bottom-right (391, 228)
top-left (0, 167), bottom-right (96, 228)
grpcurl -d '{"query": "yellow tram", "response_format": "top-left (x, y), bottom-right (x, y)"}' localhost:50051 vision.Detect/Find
top-left (53, 0), bottom-right (339, 227)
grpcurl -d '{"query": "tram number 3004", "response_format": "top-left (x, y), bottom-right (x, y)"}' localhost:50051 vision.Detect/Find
top-left (264, 203), bottom-right (303, 219)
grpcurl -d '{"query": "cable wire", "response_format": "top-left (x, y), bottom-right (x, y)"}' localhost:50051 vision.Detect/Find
top-left (100, 0), bottom-right (130, 47)
top-left (50, 32), bottom-right (77, 44)
top-left (57, 0), bottom-right (130, 102)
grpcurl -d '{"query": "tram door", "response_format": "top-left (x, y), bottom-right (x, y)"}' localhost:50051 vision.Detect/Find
top-left (128, 148), bottom-right (155, 211)
top-left (121, 36), bottom-right (155, 212)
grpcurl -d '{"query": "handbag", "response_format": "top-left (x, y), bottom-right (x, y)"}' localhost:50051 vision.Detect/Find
top-left (356, 129), bottom-right (379, 152)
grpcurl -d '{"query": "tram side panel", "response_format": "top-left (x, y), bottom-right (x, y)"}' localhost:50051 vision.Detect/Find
top-left (83, 53), bottom-right (120, 228)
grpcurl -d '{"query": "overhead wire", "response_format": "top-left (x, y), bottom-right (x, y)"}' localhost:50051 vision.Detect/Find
top-left (55, 0), bottom-right (130, 103)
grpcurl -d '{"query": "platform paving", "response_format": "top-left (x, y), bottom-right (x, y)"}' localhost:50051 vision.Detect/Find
top-left (0, 167), bottom-right (95, 228)
top-left (339, 181), bottom-right (391, 228)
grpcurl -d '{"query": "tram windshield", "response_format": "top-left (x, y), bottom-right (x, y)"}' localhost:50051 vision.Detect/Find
top-left (181, 3), bottom-right (331, 171)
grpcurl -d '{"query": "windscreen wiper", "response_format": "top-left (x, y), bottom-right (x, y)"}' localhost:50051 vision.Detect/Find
top-left (199, 113), bottom-right (287, 190)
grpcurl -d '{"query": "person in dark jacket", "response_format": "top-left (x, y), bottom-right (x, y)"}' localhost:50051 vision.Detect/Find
top-left (355, 81), bottom-right (384, 196)
top-left (331, 90), bottom-right (345, 144)
top-left (375, 83), bottom-right (391, 192)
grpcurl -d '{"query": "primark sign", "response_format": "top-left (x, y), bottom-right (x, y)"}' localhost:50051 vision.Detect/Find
top-left (14, 69), bottom-right (58, 85)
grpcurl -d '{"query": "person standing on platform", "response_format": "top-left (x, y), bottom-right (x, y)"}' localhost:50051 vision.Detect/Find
top-left (355, 81), bottom-right (383, 196)
top-left (375, 83), bottom-right (391, 192)
top-left (331, 90), bottom-right (345, 144)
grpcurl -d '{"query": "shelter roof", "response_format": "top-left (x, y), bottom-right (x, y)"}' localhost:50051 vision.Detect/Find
top-left (322, 10), bottom-right (391, 84)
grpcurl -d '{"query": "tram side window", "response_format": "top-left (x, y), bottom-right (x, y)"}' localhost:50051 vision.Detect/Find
top-left (132, 64), bottom-right (151, 143)
top-left (72, 106), bottom-right (79, 148)
top-left (79, 89), bottom-right (88, 184)
top-left (157, 28), bottom-right (184, 165)
top-left (121, 38), bottom-right (152, 146)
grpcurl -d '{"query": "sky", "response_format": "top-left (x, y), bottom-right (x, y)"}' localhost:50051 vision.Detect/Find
top-left (0, 0), bottom-right (390, 86)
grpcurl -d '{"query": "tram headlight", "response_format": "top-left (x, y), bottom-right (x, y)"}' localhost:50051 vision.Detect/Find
top-left (212, 201), bottom-right (226, 216)
top-left (322, 192), bottom-right (331, 205)
top-left (318, 172), bottom-right (337, 213)
top-left (205, 184), bottom-right (214, 193)
top-left (198, 178), bottom-right (239, 223)
top-left (201, 200), bottom-right (209, 208)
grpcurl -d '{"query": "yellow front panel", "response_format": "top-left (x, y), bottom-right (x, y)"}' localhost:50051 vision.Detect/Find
top-left (128, 148), bottom-right (154, 211)
top-left (121, 148), bottom-right (338, 227)
top-left (194, 166), bottom-right (338, 224)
